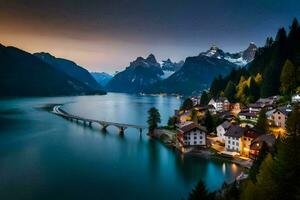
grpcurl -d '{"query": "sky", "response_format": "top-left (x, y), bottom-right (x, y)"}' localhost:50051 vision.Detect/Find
top-left (0, 0), bottom-right (299, 74)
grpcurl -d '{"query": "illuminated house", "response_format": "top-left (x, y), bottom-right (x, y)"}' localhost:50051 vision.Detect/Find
top-left (176, 122), bottom-right (207, 153)
top-left (208, 97), bottom-right (230, 112)
top-left (272, 105), bottom-right (292, 128)
top-left (224, 125), bottom-right (261, 157)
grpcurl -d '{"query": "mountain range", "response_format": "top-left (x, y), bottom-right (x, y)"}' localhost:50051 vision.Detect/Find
top-left (0, 44), bottom-right (106, 97)
top-left (200, 43), bottom-right (257, 66)
top-left (106, 43), bottom-right (257, 95)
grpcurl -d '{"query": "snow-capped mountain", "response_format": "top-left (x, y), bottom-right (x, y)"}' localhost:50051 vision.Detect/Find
top-left (161, 58), bottom-right (184, 79)
top-left (106, 54), bottom-right (164, 93)
top-left (200, 43), bottom-right (257, 66)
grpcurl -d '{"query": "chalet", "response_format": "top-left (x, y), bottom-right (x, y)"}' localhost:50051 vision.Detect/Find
top-left (208, 97), bottom-right (230, 112)
top-left (176, 122), bottom-right (207, 152)
top-left (224, 125), bottom-right (246, 153)
top-left (292, 94), bottom-right (300, 103)
top-left (224, 125), bottom-right (263, 157)
top-left (272, 105), bottom-right (292, 128)
top-left (216, 121), bottom-right (232, 142)
top-left (250, 134), bottom-right (275, 159)
top-left (240, 128), bottom-right (262, 157)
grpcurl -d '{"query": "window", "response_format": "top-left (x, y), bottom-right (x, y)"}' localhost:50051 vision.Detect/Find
top-left (236, 142), bottom-right (239, 146)
top-left (232, 142), bottom-right (235, 145)
top-left (194, 141), bottom-right (197, 145)
top-left (200, 136), bottom-right (202, 139)
top-left (194, 136), bottom-right (197, 140)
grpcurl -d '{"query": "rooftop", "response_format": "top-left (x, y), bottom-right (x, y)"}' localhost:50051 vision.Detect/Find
top-left (224, 125), bottom-right (247, 138)
top-left (178, 122), bottom-right (207, 134)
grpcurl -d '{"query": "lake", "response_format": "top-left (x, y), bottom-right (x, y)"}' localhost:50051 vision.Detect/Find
top-left (0, 93), bottom-right (241, 200)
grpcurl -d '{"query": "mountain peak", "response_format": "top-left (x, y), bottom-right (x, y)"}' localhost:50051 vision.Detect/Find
top-left (146, 54), bottom-right (157, 63)
top-left (200, 45), bottom-right (225, 58)
top-left (242, 43), bottom-right (257, 62)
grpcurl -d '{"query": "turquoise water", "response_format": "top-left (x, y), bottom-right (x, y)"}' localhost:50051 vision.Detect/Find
top-left (0, 93), bottom-right (241, 200)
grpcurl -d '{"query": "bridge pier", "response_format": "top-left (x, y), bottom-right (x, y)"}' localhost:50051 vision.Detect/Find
top-left (100, 124), bottom-right (108, 132)
top-left (118, 126), bottom-right (126, 134)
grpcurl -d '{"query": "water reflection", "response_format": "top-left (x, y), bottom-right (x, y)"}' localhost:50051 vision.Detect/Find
top-left (0, 93), bottom-right (241, 200)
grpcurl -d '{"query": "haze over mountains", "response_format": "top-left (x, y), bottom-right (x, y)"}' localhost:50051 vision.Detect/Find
top-left (0, 44), bottom-right (106, 97)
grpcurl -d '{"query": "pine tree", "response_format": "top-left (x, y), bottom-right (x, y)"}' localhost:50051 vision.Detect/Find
top-left (188, 180), bottom-right (213, 200)
top-left (280, 59), bottom-right (297, 95)
top-left (272, 104), bottom-right (300, 200)
top-left (167, 116), bottom-right (178, 128)
top-left (224, 81), bottom-right (236, 103)
top-left (200, 91), bottom-right (209, 106)
top-left (256, 108), bottom-right (269, 133)
top-left (181, 98), bottom-right (194, 111)
top-left (147, 107), bottom-right (161, 135)
top-left (204, 111), bottom-right (214, 133)
top-left (248, 142), bottom-right (269, 183)
top-left (248, 77), bottom-right (260, 103)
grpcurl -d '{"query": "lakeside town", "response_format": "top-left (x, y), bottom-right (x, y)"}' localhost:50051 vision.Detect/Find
top-left (151, 93), bottom-right (300, 171)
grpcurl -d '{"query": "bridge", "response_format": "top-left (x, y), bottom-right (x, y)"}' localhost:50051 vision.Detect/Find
top-left (52, 105), bottom-right (146, 134)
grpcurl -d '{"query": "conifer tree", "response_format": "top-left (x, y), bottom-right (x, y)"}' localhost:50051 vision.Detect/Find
top-left (224, 81), bottom-right (236, 103)
top-left (280, 59), bottom-right (297, 95)
top-left (200, 91), bottom-right (209, 106)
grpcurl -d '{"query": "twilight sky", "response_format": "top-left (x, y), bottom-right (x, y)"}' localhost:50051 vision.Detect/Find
top-left (0, 0), bottom-right (299, 73)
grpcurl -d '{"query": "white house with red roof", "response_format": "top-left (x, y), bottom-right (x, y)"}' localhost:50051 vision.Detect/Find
top-left (176, 122), bottom-right (207, 152)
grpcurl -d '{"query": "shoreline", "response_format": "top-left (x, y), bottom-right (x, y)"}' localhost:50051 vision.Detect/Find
top-left (153, 128), bottom-right (252, 169)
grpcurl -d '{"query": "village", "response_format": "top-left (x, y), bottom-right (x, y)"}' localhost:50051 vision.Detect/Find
top-left (153, 92), bottom-right (300, 169)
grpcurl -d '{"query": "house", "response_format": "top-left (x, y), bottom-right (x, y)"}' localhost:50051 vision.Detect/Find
top-left (224, 125), bottom-right (262, 157)
top-left (207, 104), bottom-right (217, 115)
top-left (272, 105), bottom-right (292, 128)
top-left (190, 96), bottom-right (201, 106)
top-left (216, 121), bottom-right (232, 142)
top-left (292, 94), bottom-right (300, 103)
top-left (250, 134), bottom-right (275, 159)
top-left (230, 103), bottom-right (241, 116)
top-left (240, 128), bottom-right (262, 157)
top-left (238, 112), bottom-right (258, 123)
top-left (248, 97), bottom-right (277, 113)
top-left (176, 122), bottom-right (207, 152)
top-left (224, 125), bottom-right (247, 153)
top-left (208, 97), bottom-right (230, 112)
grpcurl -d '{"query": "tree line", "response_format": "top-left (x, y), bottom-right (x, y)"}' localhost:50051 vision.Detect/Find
top-left (209, 18), bottom-right (300, 105)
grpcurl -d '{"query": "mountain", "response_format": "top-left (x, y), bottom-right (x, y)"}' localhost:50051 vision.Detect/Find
top-left (161, 59), bottom-right (184, 72)
top-left (145, 54), bottom-right (237, 95)
top-left (200, 43), bottom-right (257, 66)
top-left (160, 59), bottom-right (184, 79)
top-left (90, 72), bottom-right (113, 87)
top-left (34, 52), bottom-right (104, 91)
top-left (106, 54), bottom-right (164, 93)
top-left (0, 44), bottom-right (106, 97)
